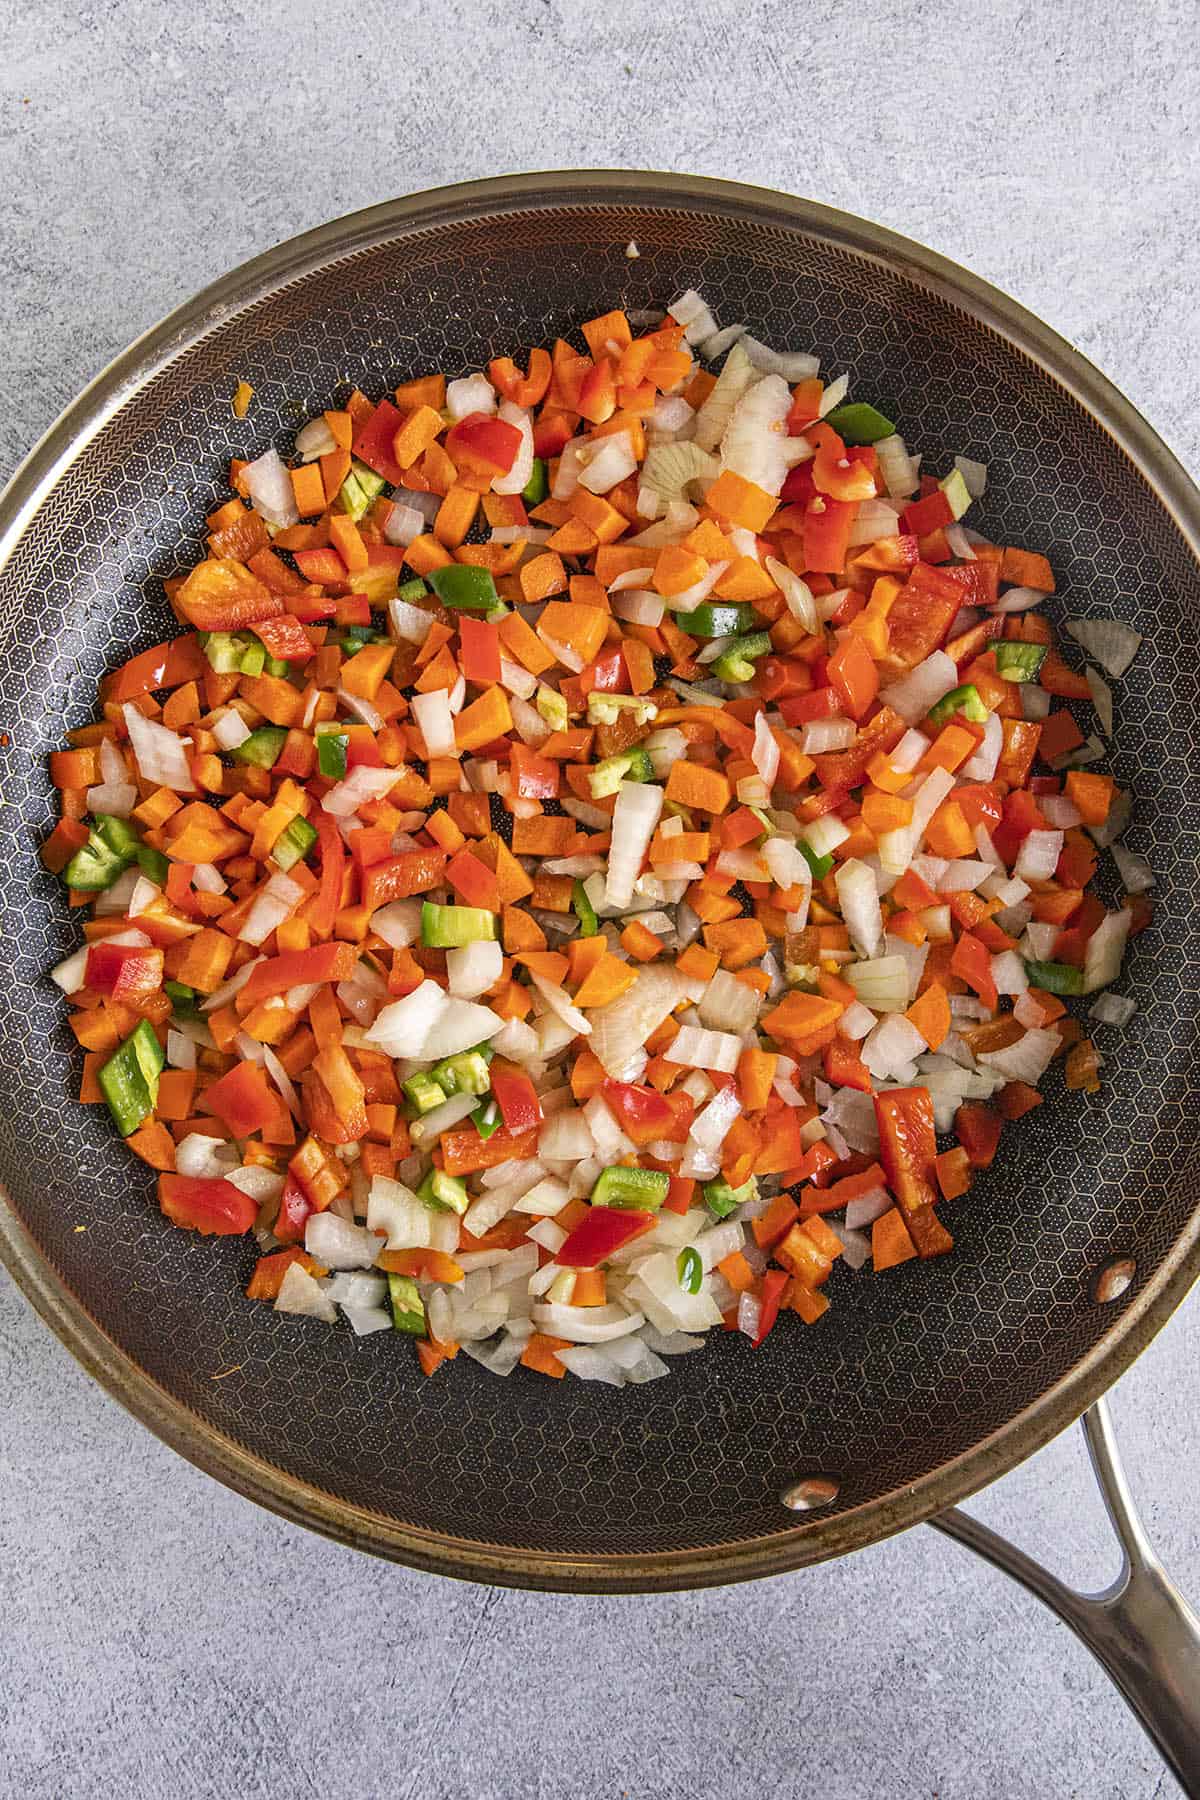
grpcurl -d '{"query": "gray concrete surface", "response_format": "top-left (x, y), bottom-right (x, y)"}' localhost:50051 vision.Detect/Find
top-left (2, 1), bottom-right (1198, 1795)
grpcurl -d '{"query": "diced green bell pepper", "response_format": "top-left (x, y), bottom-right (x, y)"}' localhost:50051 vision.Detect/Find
top-left (315, 727), bottom-right (349, 780)
top-left (590, 1166), bottom-right (669, 1211)
top-left (703, 1174), bottom-right (757, 1220)
top-left (673, 601), bottom-right (757, 638)
top-left (237, 637), bottom-right (266, 679)
top-left (135, 843), bottom-right (168, 885)
top-left (995, 641), bottom-right (1048, 683)
top-left (571, 879), bottom-right (599, 937)
top-left (396, 578), bottom-right (428, 602)
top-left (262, 653), bottom-right (290, 679)
top-left (431, 1048), bottom-right (492, 1098)
top-left (823, 401), bottom-right (897, 445)
top-left (95, 815), bottom-right (140, 860)
top-left (403, 1071), bottom-right (447, 1114)
top-left (586, 692), bottom-right (659, 727)
top-left (588, 746), bottom-right (654, 798)
top-left (387, 1272), bottom-right (427, 1333)
top-left (1022, 958), bottom-right (1085, 996)
top-left (98, 1018), bottom-right (165, 1137)
top-left (272, 815), bottom-right (318, 871)
top-left (427, 564), bottom-right (499, 612)
top-left (64, 816), bottom-right (138, 893)
top-left (797, 839), bottom-right (834, 880)
top-left (200, 631), bottom-right (246, 674)
top-left (536, 685), bottom-right (568, 732)
top-left (472, 1097), bottom-right (502, 1140)
top-left (677, 1246), bottom-right (703, 1293)
top-left (232, 726), bottom-right (287, 768)
top-left (712, 631), bottom-right (771, 684)
top-left (421, 902), bottom-right (498, 949)
top-left (521, 458), bottom-right (548, 506)
top-left (416, 1167), bottom-right (470, 1216)
top-left (339, 459), bottom-right (386, 522)
top-left (928, 682), bottom-right (988, 727)
top-left (164, 979), bottom-right (199, 1017)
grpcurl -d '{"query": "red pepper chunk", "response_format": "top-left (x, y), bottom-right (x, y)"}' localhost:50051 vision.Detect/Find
top-left (83, 942), bottom-right (164, 1003)
top-left (352, 399), bottom-right (408, 486)
top-left (557, 1206), bottom-right (656, 1269)
top-left (955, 1101), bottom-right (1004, 1169)
top-left (239, 941), bottom-right (359, 1007)
top-left (458, 615), bottom-right (502, 685)
top-left (874, 1087), bottom-right (939, 1214)
top-left (445, 412), bottom-right (522, 478)
top-left (949, 930), bottom-right (998, 1009)
top-left (204, 1060), bottom-right (283, 1138)
top-left (253, 613), bottom-right (316, 662)
top-left (311, 811), bottom-right (347, 936)
top-left (826, 632), bottom-right (879, 720)
top-left (509, 742), bottom-right (560, 800)
top-left (489, 1062), bottom-right (543, 1136)
top-left (361, 848), bottom-right (448, 911)
top-left (753, 1269), bottom-right (790, 1346)
top-left (601, 1078), bottom-right (680, 1147)
top-left (159, 1173), bottom-right (258, 1237)
top-left (273, 1172), bottom-right (315, 1243)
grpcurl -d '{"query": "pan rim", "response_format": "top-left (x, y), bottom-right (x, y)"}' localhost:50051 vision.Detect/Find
top-left (2, 168), bottom-right (1197, 1592)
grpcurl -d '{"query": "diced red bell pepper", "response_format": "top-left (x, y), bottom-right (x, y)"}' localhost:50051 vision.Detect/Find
top-left (532, 410), bottom-right (577, 459)
top-left (489, 1062), bottom-right (543, 1136)
top-left (446, 412), bottom-right (522, 478)
top-left (557, 1205), bottom-right (657, 1269)
top-left (273, 1172), bottom-right (315, 1244)
top-left (810, 704), bottom-right (905, 791)
top-left (874, 1087), bottom-right (939, 1213)
top-left (336, 594), bottom-right (374, 627)
top-left (509, 742), bottom-right (560, 800)
top-left (822, 1036), bottom-right (872, 1093)
top-left (83, 942), bottom-right (164, 1003)
top-left (159, 1173), bottom-right (258, 1236)
top-left (955, 1101), bottom-right (1004, 1168)
top-left (289, 591), bottom-right (339, 623)
top-left (252, 613), bottom-right (316, 662)
top-left (352, 399), bottom-right (408, 486)
top-left (579, 646), bottom-right (629, 696)
top-left (239, 941), bottom-right (360, 1007)
top-left (310, 811), bottom-right (348, 936)
top-left (901, 490), bottom-right (954, 536)
top-left (802, 496), bottom-right (858, 573)
top-left (204, 1059), bottom-right (283, 1138)
top-left (778, 684), bottom-right (842, 726)
top-left (292, 548), bottom-right (351, 590)
top-left (780, 461), bottom-right (816, 506)
top-left (102, 634), bottom-right (209, 703)
top-left (361, 848), bottom-right (448, 911)
top-left (458, 615), bottom-right (502, 685)
top-left (601, 1078), bottom-right (681, 1147)
top-left (753, 1269), bottom-right (790, 1346)
top-left (949, 930), bottom-right (998, 1009)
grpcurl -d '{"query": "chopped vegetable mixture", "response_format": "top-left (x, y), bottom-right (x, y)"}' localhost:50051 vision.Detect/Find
top-left (42, 290), bottom-right (1153, 1386)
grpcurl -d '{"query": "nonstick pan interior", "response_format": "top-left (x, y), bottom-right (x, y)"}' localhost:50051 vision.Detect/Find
top-left (1, 175), bottom-right (1197, 1589)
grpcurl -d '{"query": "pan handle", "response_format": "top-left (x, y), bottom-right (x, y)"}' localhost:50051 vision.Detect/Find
top-left (930, 1397), bottom-right (1200, 1795)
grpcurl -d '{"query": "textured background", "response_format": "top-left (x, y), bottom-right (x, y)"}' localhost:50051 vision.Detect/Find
top-left (1, 1), bottom-right (1198, 1796)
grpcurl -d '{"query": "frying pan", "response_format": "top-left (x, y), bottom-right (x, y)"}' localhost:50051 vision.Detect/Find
top-left (2, 172), bottom-right (1199, 1785)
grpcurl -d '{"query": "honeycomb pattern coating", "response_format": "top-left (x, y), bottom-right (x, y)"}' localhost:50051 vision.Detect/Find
top-left (0, 192), bottom-right (1198, 1573)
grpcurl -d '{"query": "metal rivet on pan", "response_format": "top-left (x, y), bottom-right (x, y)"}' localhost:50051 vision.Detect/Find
top-left (780, 1475), bottom-right (840, 1511)
top-left (1093, 1256), bottom-right (1137, 1304)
